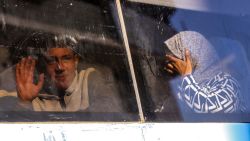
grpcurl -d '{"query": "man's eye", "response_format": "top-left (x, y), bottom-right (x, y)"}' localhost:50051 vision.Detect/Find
top-left (46, 57), bottom-right (56, 64)
top-left (62, 55), bottom-right (73, 61)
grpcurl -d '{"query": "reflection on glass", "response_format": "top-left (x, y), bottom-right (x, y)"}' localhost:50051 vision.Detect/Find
top-left (165, 31), bottom-right (246, 116)
top-left (122, 1), bottom-right (180, 121)
top-left (122, 1), bottom-right (250, 122)
top-left (0, 0), bottom-right (139, 121)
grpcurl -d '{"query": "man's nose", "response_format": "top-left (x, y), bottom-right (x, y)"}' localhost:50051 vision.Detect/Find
top-left (55, 60), bottom-right (64, 71)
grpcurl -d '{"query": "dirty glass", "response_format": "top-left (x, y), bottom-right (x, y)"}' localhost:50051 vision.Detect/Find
top-left (0, 0), bottom-right (139, 122)
top-left (122, 0), bottom-right (250, 122)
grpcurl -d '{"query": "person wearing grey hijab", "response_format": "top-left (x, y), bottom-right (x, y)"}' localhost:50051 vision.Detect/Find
top-left (164, 31), bottom-right (245, 114)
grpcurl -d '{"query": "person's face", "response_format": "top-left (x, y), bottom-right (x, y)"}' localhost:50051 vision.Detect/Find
top-left (45, 48), bottom-right (78, 90)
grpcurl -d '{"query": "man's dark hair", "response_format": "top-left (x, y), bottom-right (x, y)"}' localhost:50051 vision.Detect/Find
top-left (11, 32), bottom-right (80, 63)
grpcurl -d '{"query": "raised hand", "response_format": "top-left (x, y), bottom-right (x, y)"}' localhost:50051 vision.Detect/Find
top-left (15, 56), bottom-right (44, 102)
top-left (165, 49), bottom-right (192, 76)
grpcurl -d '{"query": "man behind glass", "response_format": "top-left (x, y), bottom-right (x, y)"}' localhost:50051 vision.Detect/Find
top-left (2, 33), bottom-right (124, 112)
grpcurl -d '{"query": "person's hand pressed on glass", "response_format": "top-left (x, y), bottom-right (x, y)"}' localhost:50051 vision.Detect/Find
top-left (15, 56), bottom-right (44, 102)
top-left (165, 49), bottom-right (192, 76)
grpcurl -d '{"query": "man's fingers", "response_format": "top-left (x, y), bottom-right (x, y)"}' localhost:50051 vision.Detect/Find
top-left (18, 57), bottom-right (36, 81)
top-left (26, 56), bottom-right (33, 70)
top-left (19, 58), bottom-right (25, 75)
top-left (28, 58), bottom-right (36, 81)
top-left (20, 57), bottom-right (29, 78)
top-left (15, 63), bottom-right (21, 84)
top-left (24, 57), bottom-right (33, 77)
top-left (16, 63), bottom-right (24, 97)
top-left (31, 58), bottom-right (36, 72)
top-left (15, 57), bottom-right (41, 101)
top-left (37, 73), bottom-right (44, 90)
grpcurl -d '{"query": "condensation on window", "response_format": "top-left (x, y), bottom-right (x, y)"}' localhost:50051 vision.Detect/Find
top-left (0, 0), bottom-right (140, 122)
top-left (1, 0), bottom-right (250, 122)
top-left (122, 1), bottom-right (250, 122)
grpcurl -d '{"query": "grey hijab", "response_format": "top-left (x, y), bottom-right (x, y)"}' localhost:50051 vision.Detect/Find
top-left (164, 31), bottom-right (221, 83)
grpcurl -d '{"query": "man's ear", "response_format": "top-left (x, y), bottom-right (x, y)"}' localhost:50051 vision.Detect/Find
top-left (74, 56), bottom-right (79, 66)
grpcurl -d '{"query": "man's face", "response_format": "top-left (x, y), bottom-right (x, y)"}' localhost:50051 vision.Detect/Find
top-left (45, 48), bottom-right (78, 90)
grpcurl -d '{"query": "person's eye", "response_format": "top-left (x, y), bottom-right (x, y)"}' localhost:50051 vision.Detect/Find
top-left (62, 55), bottom-right (74, 61)
top-left (46, 57), bottom-right (56, 64)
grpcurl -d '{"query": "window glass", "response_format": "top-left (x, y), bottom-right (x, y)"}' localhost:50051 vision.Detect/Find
top-left (122, 0), bottom-right (250, 122)
top-left (0, 0), bottom-right (139, 121)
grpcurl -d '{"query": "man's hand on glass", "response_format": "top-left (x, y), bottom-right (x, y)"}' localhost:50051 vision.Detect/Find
top-left (15, 56), bottom-right (44, 102)
top-left (165, 49), bottom-right (192, 76)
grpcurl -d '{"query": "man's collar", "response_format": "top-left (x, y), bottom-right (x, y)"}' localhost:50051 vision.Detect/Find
top-left (65, 71), bottom-right (78, 96)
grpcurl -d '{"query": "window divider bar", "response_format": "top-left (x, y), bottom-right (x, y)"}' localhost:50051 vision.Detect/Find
top-left (115, 0), bottom-right (145, 122)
